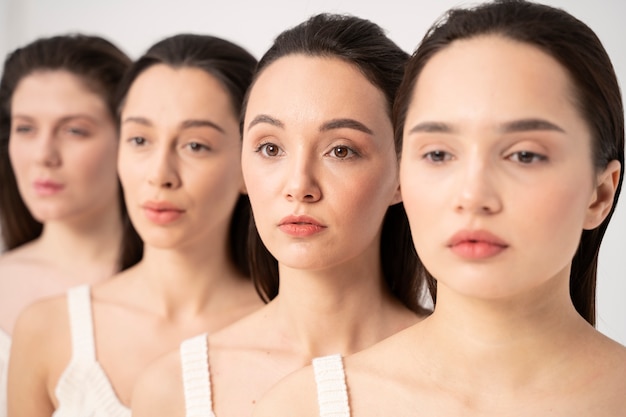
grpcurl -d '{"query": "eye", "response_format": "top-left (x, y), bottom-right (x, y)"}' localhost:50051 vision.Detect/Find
top-left (186, 141), bottom-right (210, 152)
top-left (13, 124), bottom-right (34, 134)
top-left (257, 142), bottom-right (283, 157)
top-left (508, 151), bottom-right (547, 164)
top-left (328, 145), bottom-right (356, 159)
top-left (66, 126), bottom-right (89, 137)
top-left (128, 136), bottom-right (147, 146)
top-left (423, 150), bottom-right (452, 163)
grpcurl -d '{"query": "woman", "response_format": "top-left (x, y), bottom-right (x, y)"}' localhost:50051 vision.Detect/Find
top-left (8, 34), bottom-right (262, 416)
top-left (131, 13), bottom-right (430, 417)
top-left (254, 1), bottom-right (626, 416)
top-left (0, 34), bottom-right (142, 417)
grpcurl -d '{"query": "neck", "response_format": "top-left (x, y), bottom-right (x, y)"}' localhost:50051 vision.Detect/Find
top-left (36, 199), bottom-right (124, 273)
top-left (415, 269), bottom-right (592, 393)
top-left (272, 255), bottom-right (416, 359)
top-left (133, 239), bottom-right (246, 318)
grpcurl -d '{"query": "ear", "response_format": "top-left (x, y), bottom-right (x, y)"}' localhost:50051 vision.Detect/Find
top-left (389, 182), bottom-right (403, 206)
top-left (583, 160), bottom-right (621, 230)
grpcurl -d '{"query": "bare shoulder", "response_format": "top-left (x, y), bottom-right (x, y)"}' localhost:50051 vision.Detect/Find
top-left (253, 364), bottom-right (319, 417)
top-left (0, 246), bottom-right (69, 332)
top-left (12, 293), bottom-right (69, 351)
top-left (8, 293), bottom-right (72, 414)
top-left (131, 342), bottom-right (186, 417)
top-left (591, 334), bottom-right (626, 409)
top-left (11, 293), bottom-right (71, 373)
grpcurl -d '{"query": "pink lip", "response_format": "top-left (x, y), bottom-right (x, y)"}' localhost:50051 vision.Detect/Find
top-left (142, 201), bottom-right (185, 225)
top-left (278, 215), bottom-right (327, 237)
top-left (33, 180), bottom-right (65, 196)
top-left (447, 230), bottom-right (509, 260)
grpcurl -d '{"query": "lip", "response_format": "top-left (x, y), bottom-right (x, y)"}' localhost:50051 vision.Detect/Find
top-left (278, 215), bottom-right (327, 237)
top-left (141, 201), bottom-right (185, 225)
top-left (446, 229), bottom-right (509, 260)
top-left (33, 179), bottom-right (65, 196)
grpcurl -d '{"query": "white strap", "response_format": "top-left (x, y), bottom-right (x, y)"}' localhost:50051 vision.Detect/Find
top-left (66, 285), bottom-right (96, 362)
top-left (313, 354), bottom-right (351, 417)
top-left (180, 333), bottom-right (215, 417)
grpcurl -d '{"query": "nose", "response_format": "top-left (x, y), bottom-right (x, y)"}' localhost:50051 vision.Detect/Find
top-left (454, 158), bottom-right (502, 215)
top-left (34, 130), bottom-right (61, 168)
top-left (147, 148), bottom-right (181, 189)
top-left (283, 152), bottom-right (321, 203)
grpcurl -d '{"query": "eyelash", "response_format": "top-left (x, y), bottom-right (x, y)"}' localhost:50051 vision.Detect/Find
top-left (65, 127), bottom-right (90, 137)
top-left (423, 150), bottom-right (453, 163)
top-left (507, 151), bottom-right (548, 164)
top-left (255, 142), bottom-right (283, 157)
top-left (14, 125), bottom-right (34, 134)
top-left (185, 142), bottom-right (211, 152)
top-left (326, 145), bottom-right (358, 159)
top-left (127, 136), bottom-right (147, 146)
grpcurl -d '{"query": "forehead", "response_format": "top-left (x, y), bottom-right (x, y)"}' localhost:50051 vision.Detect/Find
top-left (408, 35), bottom-right (580, 126)
top-left (246, 54), bottom-right (388, 126)
top-left (122, 64), bottom-right (236, 122)
top-left (12, 70), bottom-right (109, 118)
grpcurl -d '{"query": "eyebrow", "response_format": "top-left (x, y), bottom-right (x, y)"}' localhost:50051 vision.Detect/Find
top-left (247, 114), bottom-right (284, 131)
top-left (500, 118), bottom-right (565, 134)
top-left (181, 119), bottom-right (225, 133)
top-left (320, 118), bottom-right (373, 135)
top-left (122, 116), bottom-right (152, 126)
top-left (246, 115), bottom-right (374, 135)
top-left (12, 114), bottom-right (96, 124)
top-left (408, 118), bottom-right (566, 135)
top-left (122, 117), bottom-right (225, 133)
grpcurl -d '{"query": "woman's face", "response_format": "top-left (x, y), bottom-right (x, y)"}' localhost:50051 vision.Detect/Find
top-left (400, 35), bottom-right (618, 300)
top-left (9, 70), bottom-right (119, 223)
top-left (242, 55), bottom-right (401, 272)
top-left (118, 64), bottom-right (244, 249)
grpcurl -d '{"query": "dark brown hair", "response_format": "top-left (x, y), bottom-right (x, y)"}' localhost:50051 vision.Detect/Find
top-left (243, 13), bottom-right (430, 315)
top-left (116, 34), bottom-right (258, 277)
top-left (394, 0), bottom-right (624, 324)
top-left (0, 34), bottom-right (143, 270)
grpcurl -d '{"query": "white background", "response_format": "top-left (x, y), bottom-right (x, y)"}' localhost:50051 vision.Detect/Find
top-left (1, 0), bottom-right (624, 345)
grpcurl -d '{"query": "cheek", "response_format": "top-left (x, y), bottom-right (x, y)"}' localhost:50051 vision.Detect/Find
top-left (73, 139), bottom-right (118, 183)
top-left (7, 139), bottom-right (29, 179)
top-left (242, 162), bottom-right (275, 213)
top-left (521, 179), bottom-right (591, 246)
top-left (117, 152), bottom-right (143, 202)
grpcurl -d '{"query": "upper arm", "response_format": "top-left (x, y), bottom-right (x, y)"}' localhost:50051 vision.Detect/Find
top-left (253, 366), bottom-right (319, 417)
top-left (7, 298), bottom-right (65, 417)
top-left (131, 349), bottom-right (185, 417)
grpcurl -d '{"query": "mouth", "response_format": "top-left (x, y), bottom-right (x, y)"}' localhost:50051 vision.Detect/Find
top-left (278, 215), bottom-right (327, 237)
top-left (447, 230), bottom-right (509, 259)
top-left (33, 180), bottom-right (65, 195)
top-left (141, 201), bottom-right (185, 224)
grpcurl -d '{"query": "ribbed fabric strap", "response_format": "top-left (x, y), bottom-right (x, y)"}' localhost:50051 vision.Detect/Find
top-left (180, 333), bottom-right (215, 417)
top-left (0, 329), bottom-right (10, 417)
top-left (67, 285), bottom-right (96, 362)
top-left (313, 354), bottom-right (351, 417)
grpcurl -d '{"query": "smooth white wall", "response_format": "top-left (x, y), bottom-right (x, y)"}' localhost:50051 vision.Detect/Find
top-left (2, 0), bottom-right (624, 345)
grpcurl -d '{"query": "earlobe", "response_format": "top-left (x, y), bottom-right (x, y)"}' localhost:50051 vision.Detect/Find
top-left (583, 160), bottom-right (621, 230)
top-left (390, 183), bottom-right (403, 206)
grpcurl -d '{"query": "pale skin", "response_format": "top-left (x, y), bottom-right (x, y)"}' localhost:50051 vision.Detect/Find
top-left (253, 36), bottom-right (625, 416)
top-left (7, 65), bottom-right (262, 416)
top-left (0, 70), bottom-right (123, 336)
top-left (131, 55), bottom-right (424, 417)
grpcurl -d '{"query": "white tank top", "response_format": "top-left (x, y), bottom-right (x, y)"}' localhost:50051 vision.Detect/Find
top-left (0, 328), bottom-right (10, 417)
top-left (180, 333), bottom-right (215, 417)
top-left (312, 354), bottom-right (351, 417)
top-left (53, 285), bottom-right (129, 417)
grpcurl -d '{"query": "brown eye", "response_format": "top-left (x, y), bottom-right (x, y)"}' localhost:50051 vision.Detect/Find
top-left (259, 143), bottom-right (282, 157)
top-left (329, 145), bottom-right (355, 159)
